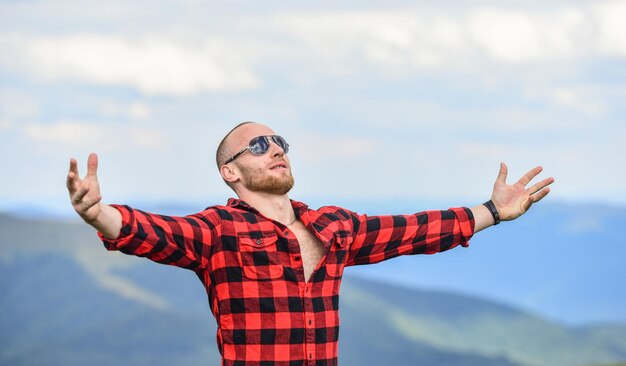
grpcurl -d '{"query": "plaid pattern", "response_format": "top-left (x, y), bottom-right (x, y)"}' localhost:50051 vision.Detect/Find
top-left (99, 198), bottom-right (474, 365)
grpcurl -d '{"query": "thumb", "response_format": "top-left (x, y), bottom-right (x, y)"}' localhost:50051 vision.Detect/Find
top-left (496, 162), bottom-right (508, 185)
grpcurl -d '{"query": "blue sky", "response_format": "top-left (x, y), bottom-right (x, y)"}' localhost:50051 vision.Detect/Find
top-left (1, 0), bottom-right (625, 214)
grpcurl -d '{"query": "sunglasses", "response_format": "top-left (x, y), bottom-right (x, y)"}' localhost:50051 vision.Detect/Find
top-left (224, 135), bottom-right (290, 165)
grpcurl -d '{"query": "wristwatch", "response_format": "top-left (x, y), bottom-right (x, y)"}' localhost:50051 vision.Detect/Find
top-left (483, 200), bottom-right (501, 225)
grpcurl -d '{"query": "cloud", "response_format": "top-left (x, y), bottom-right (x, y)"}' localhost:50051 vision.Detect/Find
top-left (260, 11), bottom-right (469, 75)
top-left (2, 2), bottom-right (625, 96)
top-left (467, 9), bottom-right (551, 63)
top-left (520, 83), bottom-right (611, 117)
top-left (24, 121), bottom-right (105, 144)
top-left (0, 120), bottom-right (11, 131)
top-left (464, 6), bottom-right (611, 64)
top-left (294, 132), bottom-right (378, 163)
top-left (22, 120), bottom-right (166, 150)
top-left (101, 101), bottom-right (152, 121)
top-left (0, 87), bottom-right (40, 121)
top-left (127, 125), bottom-right (165, 148)
top-left (1, 33), bottom-right (260, 96)
top-left (128, 102), bottom-right (151, 120)
top-left (592, 0), bottom-right (626, 57)
top-left (259, 3), bottom-right (623, 77)
top-left (551, 87), bottom-right (607, 116)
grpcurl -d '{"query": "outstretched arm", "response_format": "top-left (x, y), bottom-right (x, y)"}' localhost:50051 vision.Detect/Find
top-left (339, 162), bottom-right (553, 267)
top-left (67, 153), bottom-right (220, 271)
top-left (66, 152), bottom-right (122, 239)
top-left (471, 163), bottom-right (555, 233)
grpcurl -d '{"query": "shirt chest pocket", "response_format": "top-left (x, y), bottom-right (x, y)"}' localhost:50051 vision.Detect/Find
top-left (325, 232), bottom-right (352, 278)
top-left (237, 234), bottom-right (284, 280)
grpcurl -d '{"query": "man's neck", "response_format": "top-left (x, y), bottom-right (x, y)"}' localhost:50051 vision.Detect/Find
top-left (237, 191), bottom-right (295, 225)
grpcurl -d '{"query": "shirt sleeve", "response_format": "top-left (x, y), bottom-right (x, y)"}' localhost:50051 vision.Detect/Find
top-left (344, 207), bottom-right (475, 266)
top-left (97, 204), bottom-right (222, 271)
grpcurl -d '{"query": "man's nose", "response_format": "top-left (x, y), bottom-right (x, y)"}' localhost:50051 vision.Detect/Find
top-left (269, 140), bottom-right (285, 158)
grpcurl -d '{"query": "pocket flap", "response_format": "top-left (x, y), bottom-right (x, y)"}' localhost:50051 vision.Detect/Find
top-left (334, 230), bottom-right (353, 248)
top-left (238, 234), bottom-right (278, 249)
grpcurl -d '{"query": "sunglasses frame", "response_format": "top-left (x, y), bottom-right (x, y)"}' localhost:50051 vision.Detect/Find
top-left (224, 135), bottom-right (289, 165)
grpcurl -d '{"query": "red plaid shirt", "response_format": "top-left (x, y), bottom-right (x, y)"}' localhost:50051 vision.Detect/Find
top-left (99, 198), bottom-right (475, 366)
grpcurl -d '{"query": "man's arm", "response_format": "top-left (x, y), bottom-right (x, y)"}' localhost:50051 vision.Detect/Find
top-left (343, 207), bottom-right (475, 267)
top-left (341, 162), bottom-right (554, 266)
top-left (67, 153), bottom-right (220, 271)
top-left (471, 163), bottom-right (554, 233)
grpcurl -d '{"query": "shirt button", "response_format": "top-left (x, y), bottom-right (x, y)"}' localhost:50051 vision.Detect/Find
top-left (308, 319), bottom-right (312, 325)
top-left (294, 256), bottom-right (301, 261)
top-left (284, 230), bottom-right (289, 235)
top-left (256, 239), bottom-right (262, 245)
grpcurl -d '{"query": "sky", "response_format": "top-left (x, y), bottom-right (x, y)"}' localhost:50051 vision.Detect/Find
top-left (1, 0), bottom-right (625, 215)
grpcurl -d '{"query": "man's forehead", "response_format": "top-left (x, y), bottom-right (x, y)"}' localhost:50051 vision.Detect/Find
top-left (230, 123), bottom-right (276, 147)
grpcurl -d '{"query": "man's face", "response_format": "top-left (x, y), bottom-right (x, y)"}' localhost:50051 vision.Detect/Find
top-left (226, 124), bottom-right (295, 195)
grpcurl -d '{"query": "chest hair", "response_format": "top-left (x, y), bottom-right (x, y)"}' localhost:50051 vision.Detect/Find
top-left (289, 221), bottom-right (325, 282)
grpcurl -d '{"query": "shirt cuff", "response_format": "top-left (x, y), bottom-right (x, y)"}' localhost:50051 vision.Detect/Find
top-left (449, 207), bottom-right (475, 247)
top-left (97, 204), bottom-right (137, 251)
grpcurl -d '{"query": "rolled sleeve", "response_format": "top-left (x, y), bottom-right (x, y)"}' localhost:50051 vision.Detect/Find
top-left (97, 204), bottom-right (137, 251)
top-left (449, 207), bottom-right (475, 248)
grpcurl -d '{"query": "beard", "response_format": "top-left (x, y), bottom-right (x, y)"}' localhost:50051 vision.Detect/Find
top-left (237, 162), bottom-right (295, 195)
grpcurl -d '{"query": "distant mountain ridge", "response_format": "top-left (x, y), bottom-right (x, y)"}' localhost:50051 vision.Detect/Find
top-left (341, 276), bottom-right (626, 366)
top-left (1, 205), bottom-right (626, 366)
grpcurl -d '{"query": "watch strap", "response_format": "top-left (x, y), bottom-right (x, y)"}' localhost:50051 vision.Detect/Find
top-left (483, 200), bottom-right (501, 225)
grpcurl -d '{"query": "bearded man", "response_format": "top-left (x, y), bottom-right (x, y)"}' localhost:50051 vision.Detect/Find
top-left (66, 121), bottom-right (554, 366)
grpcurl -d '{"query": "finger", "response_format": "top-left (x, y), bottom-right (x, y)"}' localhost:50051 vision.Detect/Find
top-left (66, 173), bottom-right (77, 193)
top-left (87, 152), bottom-right (98, 178)
top-left (496, 162), bottom-right (508, 184)
top-left (531, 187), bottom-right (551, 203)
top-left (527, 177), bottom-right (555, 195)
top-left (69, 157), bottom-right (80, 176)
top-left (518, 166), bottom-right (543, 186)
top-left (72, 182), bottom-right (91, 204)
top-left (66, 158), bottom-right (80, 191)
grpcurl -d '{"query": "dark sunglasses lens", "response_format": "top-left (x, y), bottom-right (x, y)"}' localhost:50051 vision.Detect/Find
top-left (274, 136), bottom-right (289, 153)
top-left (249, 136), bottom-right (269, 155)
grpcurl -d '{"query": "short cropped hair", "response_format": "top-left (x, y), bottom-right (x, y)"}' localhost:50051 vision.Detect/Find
top-left (216, 121), bottom-right (255, 191)
top-left (215, 121), bottom-right (255, 169)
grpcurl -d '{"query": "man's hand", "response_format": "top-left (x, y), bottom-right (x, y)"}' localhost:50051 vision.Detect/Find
top-left (67, 153), bottom-right (103, 222)
top-left (491, 162), bottom-right (555, 221)
top-left (66, 153), bottom-right (122, 238)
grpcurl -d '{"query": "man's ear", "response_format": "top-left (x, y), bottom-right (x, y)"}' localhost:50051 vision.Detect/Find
top-left (220, 164), bottom-right (240, 184)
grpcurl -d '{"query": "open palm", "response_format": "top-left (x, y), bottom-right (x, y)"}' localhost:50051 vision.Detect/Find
top-left (492, 163), bottom-right (554, 221)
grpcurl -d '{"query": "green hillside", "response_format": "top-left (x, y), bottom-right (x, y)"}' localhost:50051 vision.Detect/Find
top-left (340, 276), bottom-right (626, 366)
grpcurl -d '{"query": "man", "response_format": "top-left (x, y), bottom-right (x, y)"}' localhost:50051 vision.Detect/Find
top-left (66, 121), bottom-right (554, 366)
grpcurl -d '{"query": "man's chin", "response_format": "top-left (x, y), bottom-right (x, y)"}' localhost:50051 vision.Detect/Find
top-left (267, 179), bottom-right (295, 195)
top-left (247, 177), bottom-right (295, 195)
